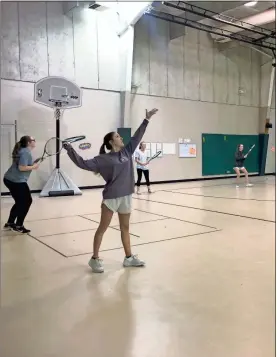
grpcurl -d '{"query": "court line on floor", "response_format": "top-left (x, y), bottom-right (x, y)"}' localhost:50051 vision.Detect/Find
top-left (26, 217), bottom-right (171, 253)
top-left (28, 228), bottom-right (101, 239)
top-left (80, 210), bottom-right (217, 230)
top-left (24, 213), bottom-right (100, 223)
top-left (151, 178), bottom-right (270, 193)
top-left (112, 217), bottom-right (168, 227)
top-left (133, 208), bottom-right (218, 230)
top-left (66, 229), bottom-right (222, 258)
top-left (79, 215), bottom-right (141, 237)
top-left (163, 190), bottom-right (275, 202)
top-left (133, 197), bottom-right (275, 223)
top-left (80, 213), bottom-right (167, 227)
top-left (28, 233), bottom-right (68, 258)
top-left (27, 215), bottom-right (220, 258)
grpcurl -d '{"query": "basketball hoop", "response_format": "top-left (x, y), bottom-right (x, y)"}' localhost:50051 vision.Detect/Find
top-left (34, 76), bottom-right (82, 197)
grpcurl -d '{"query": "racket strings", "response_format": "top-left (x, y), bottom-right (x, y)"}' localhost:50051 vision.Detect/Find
top-left (45, 138), bottom-right (62, 156)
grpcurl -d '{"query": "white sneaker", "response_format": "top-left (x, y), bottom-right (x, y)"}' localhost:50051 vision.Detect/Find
top-left (236, 185), bottom-right (240, 188)
top-left (88, 257), bottom-right (104, 273)
top-left (123, 255), bottom-right (145, 267)
top-left (246, 183), bottom-right (253, 187)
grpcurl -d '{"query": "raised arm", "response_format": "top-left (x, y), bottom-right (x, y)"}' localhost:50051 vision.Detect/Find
top-left (124, 108), bottom-right (158, 155)
top-left (64, 144), bottom-right (99, 172)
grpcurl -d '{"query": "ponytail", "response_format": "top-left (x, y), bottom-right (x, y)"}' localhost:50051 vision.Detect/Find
top-left (99, 143), bottom-right (106, 155)
top-left (12, 142), bottom-right (21, 162)
top-left (99, 132), bottom-right (115, 155)
top-left (12, 135), bottom-right (32, 163)
top-left (96, 132), bottom-right (115, 176)
top-left (95, 143), bottom-right (106, 176)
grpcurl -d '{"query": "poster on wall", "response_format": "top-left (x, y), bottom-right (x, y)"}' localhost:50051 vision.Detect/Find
top-left (162, 143), bottom-right (176, 155)
top-left (179, 143), bottom-right (197, 158)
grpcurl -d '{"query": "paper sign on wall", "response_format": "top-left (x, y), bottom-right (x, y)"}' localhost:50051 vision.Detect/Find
top-left (178, 138), bottom-right (183, 143)
top-left (179, 143), bottom-right (197, 158)
top-left (162, 143), bottom-right (176, 155)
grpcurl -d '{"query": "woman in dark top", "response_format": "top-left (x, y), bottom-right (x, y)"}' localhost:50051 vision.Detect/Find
top-left (3, 136), bottom-right (39, 233)
top-left (234, 144), bottom-right (253, 188)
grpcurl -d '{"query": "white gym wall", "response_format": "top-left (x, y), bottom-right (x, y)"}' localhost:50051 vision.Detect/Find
top-left (1, 2), bottom-right (275, 192)
top-left (1, 2), bottom-right (122, 191)
top-left (131, 17), bottom-right (275, 180)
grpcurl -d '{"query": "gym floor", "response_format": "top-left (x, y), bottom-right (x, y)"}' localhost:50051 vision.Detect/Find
top-left (1, 176), bottom-right (275, 357)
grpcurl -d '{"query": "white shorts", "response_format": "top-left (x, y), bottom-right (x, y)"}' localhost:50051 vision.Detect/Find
top-left (103, 195), bottom-right (132, 214)
top-left (234, 167), bottom-right (245, 171)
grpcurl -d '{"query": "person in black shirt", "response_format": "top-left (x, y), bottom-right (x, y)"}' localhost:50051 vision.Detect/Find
top-left (233, 144), bottom-right (253, 188)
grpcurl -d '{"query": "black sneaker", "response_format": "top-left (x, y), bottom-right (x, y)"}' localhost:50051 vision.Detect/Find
top-left (12, 226), bottom-right (31, 234)
top-left (3, 223), bottom-right (15, 230)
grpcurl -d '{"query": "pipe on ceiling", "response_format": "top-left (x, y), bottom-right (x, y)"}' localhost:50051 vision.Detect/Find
top-left (212, 8), bottom-right (275, 42)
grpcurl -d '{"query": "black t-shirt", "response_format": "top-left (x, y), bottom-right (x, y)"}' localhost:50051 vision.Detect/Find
top-left (235, 151), bottom-right (245, 167)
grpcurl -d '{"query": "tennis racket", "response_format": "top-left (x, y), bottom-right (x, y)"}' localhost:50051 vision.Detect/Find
top-left (148, 150), bottom-right (162, 162)
top-left (34, 135), bottom-right (85, 163)
top-left (245, 144), bottom-right (255, 157)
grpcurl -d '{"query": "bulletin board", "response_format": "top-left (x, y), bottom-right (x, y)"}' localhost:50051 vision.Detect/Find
top-left (179, 143), bottom-right (197, 158)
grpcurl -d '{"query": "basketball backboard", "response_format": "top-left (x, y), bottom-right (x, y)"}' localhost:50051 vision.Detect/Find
top-left (34, 76), bottom-right (82, 109)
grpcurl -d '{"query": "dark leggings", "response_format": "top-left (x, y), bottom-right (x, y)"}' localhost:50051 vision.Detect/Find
top-left (3, 178), bottom-right (32, 226)
top-left (136, 169), bottom-right (150, 187)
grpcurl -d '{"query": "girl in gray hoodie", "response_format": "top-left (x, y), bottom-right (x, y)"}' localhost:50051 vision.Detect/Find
top-left (64, 108), bottom-right (158, 273)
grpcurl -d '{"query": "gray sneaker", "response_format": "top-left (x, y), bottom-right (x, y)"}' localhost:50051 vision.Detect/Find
top-left (123, 255), bottom-right (145, 268)
top-left (88, 257), bottom-right (104, 273)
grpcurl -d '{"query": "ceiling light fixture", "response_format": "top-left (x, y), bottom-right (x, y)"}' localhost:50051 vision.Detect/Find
top-left (244, 1), bottom-right (258, 7)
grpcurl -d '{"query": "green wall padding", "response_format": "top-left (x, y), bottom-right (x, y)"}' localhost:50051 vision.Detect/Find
top-left (259, 134), bottom-right (269, 176)
top-left (117, 127), bottom-right (131, 146)
top-left (202, 134), bottom-right (260, 176)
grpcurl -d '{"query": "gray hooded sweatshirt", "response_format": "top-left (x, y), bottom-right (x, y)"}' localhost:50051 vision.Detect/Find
top-left (65, 119), bottom-right (149, 199)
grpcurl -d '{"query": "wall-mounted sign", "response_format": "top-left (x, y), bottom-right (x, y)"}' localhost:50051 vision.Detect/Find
top-left (79, 142), bottom-right (91, 150)
top-left (179, 143), bottom-right (197, 158)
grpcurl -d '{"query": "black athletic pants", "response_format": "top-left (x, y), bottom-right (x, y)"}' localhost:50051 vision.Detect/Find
top-left (3, 178), bottom-right (32, 226)
top-left (136, 169), bottom-right (150, 187)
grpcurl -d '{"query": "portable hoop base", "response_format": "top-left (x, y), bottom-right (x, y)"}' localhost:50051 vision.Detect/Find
top-left (40, 168), bottom-right (82, 197)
